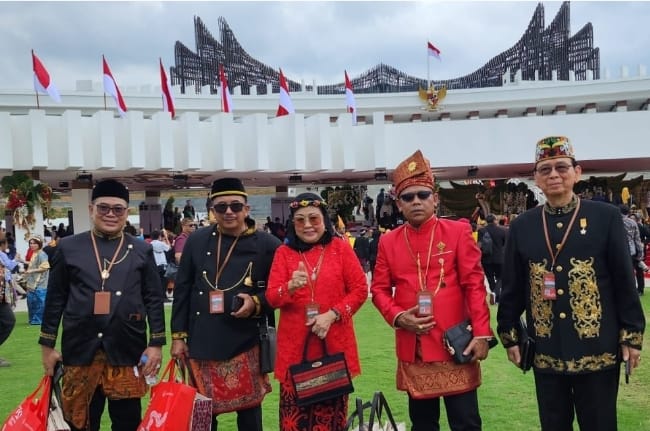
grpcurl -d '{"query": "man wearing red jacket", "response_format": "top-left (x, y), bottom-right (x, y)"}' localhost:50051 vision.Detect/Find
top-left (371, 150), bottom-right (493, 431)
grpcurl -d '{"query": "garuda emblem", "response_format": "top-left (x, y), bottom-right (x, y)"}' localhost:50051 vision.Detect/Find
top-left (418, 85), bottom-right (447, 111)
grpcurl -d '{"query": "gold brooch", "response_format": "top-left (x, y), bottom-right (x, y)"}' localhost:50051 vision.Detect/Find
top-left (408, 161), bottom-right (417, 172)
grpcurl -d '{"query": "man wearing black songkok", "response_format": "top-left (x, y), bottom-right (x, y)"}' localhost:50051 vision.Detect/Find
top-left (40, 178), bottom-right (166, 431)
top-left (171, 177), bottom-right (281, 431)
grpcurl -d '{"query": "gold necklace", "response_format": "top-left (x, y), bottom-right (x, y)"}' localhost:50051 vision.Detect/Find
top-left (90, 232), bottom-right (125, 291)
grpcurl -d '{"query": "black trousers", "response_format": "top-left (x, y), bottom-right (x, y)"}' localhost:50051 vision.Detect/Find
top-left (482, 262), bottom-right (502, 300)
top-left (408, 390), bottom-right (481, 431)
top-left (70, 387), bottom-right (142, 431)
top-left (633, 258), bottom-right (645, 294)
top-left (212, 405), bottom-right (262, 431)
top-left (157, 265), bottom-right (168, 298)
top-left (533, 367), bottom-right (620, 431)
top-left (0, 302), bottom-right (16, 347)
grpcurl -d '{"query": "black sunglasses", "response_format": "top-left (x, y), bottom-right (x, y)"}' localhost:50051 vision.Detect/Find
top-left (212, 202), bottom-right (245, 214)
top-left (399, 191), bottom-right (433, 203)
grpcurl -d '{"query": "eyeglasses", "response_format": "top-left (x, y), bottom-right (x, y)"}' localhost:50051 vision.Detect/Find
top-left (185, 224), bottom-right (197, 228)
top-left (399, 191), bottom-right (433, 203)
top-left (212, 202), bottom-right (246, 214)
top-left (535, 163), bottom-right (574, 176)
top-left (95, 204), bottom-right (127, 216)
top-left (293, 214), bottom-right (323, 228)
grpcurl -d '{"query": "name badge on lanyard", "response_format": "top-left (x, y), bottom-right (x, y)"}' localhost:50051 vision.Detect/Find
top-left (209, 290), bottom-right (225, 314)
top-left (417, 291), bottom-right (433, 316)
top-left (542, 271), bottom-right (557, 300)
top-left (305, 302), bottom-right (320, 323)
top-left (94, 291), bottom-right (111, 315)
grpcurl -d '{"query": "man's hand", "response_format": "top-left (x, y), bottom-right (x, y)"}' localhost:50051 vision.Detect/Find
top-left (506, 345), bottom-right (522, 368)
top-left (463, 337), bottom-right (490, 362)
top-left (171, 339), bottom-right (188, 359)
top-left (395, 305), bottom-right (435, 334)
top-left (42, 346), bottom-right (62, 376)
top-left (621, 345), bottom-right (642, 375)
top-left (141, 346), bottom-right (163, 378)
top-left (231, 294), bottom-right (255, 318)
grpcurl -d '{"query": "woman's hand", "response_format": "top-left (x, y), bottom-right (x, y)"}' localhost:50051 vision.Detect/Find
top-left (288, 261), bottom-right (309, 294)
top-left (307, 310), bottom-right (338, 339)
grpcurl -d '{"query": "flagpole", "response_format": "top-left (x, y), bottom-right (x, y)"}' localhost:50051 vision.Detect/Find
top-left (32, 50), bottom-right (40, 109)
top-left (427, 51), bottom-right (430, 89)
top-left (36, 92), bottom-right (40, 109)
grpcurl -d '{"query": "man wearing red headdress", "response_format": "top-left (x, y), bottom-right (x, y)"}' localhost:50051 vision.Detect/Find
top-left (371, 150), bottom-right (494, 430)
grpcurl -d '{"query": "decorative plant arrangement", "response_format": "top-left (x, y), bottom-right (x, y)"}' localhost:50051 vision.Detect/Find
top-left (1, 172), bottom-right (54, 239)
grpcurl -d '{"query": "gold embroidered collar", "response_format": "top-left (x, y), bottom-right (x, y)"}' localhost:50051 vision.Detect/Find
top-left (92, 228), bottom-right (124, 240)
top-left (543, 194), bottom-right (578, 215)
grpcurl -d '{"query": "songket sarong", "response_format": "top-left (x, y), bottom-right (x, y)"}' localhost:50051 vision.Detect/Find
top-left (278, 377), bottom-right (348, 431)
top-left (189, 345), bottom-right (271, 415)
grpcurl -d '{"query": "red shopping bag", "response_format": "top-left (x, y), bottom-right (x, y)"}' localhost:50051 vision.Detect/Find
top-left (138, 359), bottom-right (196, 431)
top-left (2, 375), bottom-right (52, 431)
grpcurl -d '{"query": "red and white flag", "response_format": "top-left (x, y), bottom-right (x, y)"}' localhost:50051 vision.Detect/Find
top-left (102, 55), bottom-right (128, 117)
top-left (427, 41), bottom-right (441, 60)
top-left (159, 58), bottom-right (175, 118)
top-left (276, 68), bottom-right (295, 116)
top-left (32, 50), bottom-right (61, 103)
top-left (344, 70), bottom-right (357, 125)
top-left (219, 64), bottom-right (233, 113)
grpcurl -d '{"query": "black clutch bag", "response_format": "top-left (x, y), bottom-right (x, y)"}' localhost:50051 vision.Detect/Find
top-left (519, 317), bottom-right (535, 373)
top-left (443, 319), bottom-right (499, 364)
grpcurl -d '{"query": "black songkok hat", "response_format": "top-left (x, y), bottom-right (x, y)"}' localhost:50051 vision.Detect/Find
top-left (210, 178), bottom-right (248, 199)
top-left (91, 179), bottom-right (129, 203)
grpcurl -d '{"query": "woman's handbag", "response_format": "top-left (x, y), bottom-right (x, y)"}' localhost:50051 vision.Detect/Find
top-left (138, 359), bottom-right (197, 431)
top-left (259, 315), bottom-right (277, 374)
top-left (345, 391), bottom-right (405, 431)
top-left (519, 317), bottom-right (535, 373)
top-left (47, 362), bottom-right (71, 431)
top-left (443, 319), bottom-right (498, 364)
top-left (2, 375), bottom-right (52, 431)
top-left (288, 333), bottom-right (354, 407)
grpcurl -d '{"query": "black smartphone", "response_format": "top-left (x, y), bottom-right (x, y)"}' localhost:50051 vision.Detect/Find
top-left (625, 360), bottom-right (631, 384)
top-left (231, 296), bottom-right (244, 312)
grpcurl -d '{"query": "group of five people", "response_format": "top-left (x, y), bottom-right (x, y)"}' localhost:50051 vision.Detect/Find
top-left (29, 135), bottom-right (644, 431)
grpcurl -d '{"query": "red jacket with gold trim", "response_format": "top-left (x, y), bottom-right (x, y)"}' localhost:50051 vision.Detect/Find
top-left (371, 216), bottom-right (492, 362)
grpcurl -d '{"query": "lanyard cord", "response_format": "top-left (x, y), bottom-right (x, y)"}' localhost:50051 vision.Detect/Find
top-left (404, 220), bottom-right (438, 292)
top-left (300, 245), bottom-right (326, 302)
top-left (91, 232), bottom-right (125, 291)
top-left (542, 198), bottom-right (581, 269)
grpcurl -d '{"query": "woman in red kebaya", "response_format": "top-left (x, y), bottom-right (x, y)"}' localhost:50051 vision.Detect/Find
top-left (266, 192), bottom-right (368, 431)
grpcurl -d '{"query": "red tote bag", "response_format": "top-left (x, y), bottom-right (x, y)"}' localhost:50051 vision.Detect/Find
top-left (2, 375), bottom-right (52, 431)
top-left (138, 359), bottom-right (197, 431)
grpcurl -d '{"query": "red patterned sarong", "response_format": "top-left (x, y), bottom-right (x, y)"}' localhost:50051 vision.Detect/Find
top-left (279, 378), bottom-right (348, 431)
top-left (189, 345), bottom-right (271, 415)
top-left (397, 359), bottom-right (481, 399)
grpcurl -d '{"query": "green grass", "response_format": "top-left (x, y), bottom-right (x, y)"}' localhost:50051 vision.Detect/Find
top-left (2, 294), bottom-right (649, 430)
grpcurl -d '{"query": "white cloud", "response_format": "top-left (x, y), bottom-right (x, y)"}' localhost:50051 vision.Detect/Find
top-left (1, 1), bottom-right (648, 92)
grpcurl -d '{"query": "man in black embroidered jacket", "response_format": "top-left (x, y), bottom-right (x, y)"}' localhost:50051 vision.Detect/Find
top-left (171, 178), bottom-right (281, 431)
top-left (39, 179), bottom-right (166, 431)
top-left (497, 137), bottom-right (645, 431)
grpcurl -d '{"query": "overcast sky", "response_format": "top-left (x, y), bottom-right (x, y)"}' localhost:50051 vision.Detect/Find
top-left (1, 1), bottom-right (649, 92)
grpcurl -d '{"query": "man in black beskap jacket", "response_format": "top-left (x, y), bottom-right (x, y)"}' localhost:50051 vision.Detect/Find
top-left (478, 214), bottom-right (507, 302)
top-left (40, 179), bottom-right (166, 431)
top-left (171, 178), bottom-right (281, 431)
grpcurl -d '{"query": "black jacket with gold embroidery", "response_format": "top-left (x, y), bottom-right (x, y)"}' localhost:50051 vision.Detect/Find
top-left (170, 225), bottom-right (281, 361)
top-left (497, 199), bottom-right (645, 374)
top-left (39, 232), bottom-right (166, 366)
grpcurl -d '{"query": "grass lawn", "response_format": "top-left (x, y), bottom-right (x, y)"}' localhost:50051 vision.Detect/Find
top-left (1, 293), bottom-right (649, 430)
